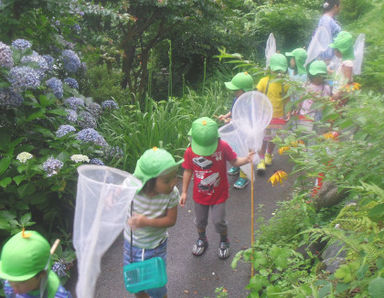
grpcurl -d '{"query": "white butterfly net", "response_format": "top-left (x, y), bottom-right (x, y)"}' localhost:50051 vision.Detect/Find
top-left (73, 165), bottom-right (142, 298)
top-left (265, 33), bottom-right (276, 68)
top-left (219, 91), bottom-right (273, 178)
top-left (353, 33), bottom-right (365, 75)
top-left (305, 26), bottom-right (332, 66)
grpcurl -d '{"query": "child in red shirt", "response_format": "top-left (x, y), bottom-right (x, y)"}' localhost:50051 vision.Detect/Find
top-left (180, 117), bottom-right (254, 259)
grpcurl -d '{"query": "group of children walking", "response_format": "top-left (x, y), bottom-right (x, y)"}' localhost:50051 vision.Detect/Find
top-left (0, 24), bottom-right (358, 298)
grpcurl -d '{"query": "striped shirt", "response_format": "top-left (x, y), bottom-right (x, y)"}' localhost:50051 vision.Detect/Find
top-left (124, 186), bottom-right (180, 249)
top-left (2, 280), bottom-right (72, 298)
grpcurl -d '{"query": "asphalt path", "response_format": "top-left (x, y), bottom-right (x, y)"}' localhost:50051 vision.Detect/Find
top-left (68, 154), bottom-right (294, 298)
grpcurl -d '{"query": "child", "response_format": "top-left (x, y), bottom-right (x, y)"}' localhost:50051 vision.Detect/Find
top-left (256, 53), bottom-right (289, 174)
top-left (297, 60), bottom-right (332, 133)
top-left (124, 147), bottom-right (182, 298)
top-left (329, 31), bottom-right (355, 99)
top-left (218, 72), bottom-right (254, 189)
top-left (0, 230), bottom-right (72, 298)
top-left (180, 117), bottom-right (254, 259)
top-left (285, 48), bottom-right (307, 82)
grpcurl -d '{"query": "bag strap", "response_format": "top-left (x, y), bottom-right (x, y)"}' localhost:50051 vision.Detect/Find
top-left (130, 200), bottom-right (134, 263)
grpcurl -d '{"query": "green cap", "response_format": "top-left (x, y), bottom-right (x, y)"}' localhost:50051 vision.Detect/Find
top-left (224, 72), bottom-right (254, 92)
top-left (190, 117), bottom-right (219, 156)
top-left (134, 147), bottom-right (183, 190)
top-left (285, 48), bottom-right (307, 75)
top-left (0, 231), bottom-right (50, 281)
top-left (308, 60), bottom-right (328, 76)
top-left (269, 53), bottom-right (288, 72)
top-left (330, 31), bottom-right (354, 60)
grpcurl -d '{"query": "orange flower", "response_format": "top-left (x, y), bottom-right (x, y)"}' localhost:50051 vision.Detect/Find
top-left (290, 140), bottom-right (304, 147)
top-left (323, 131), bottom-right (339, 140)
top-left (268, 170), bottom-right (288, 186)
top-left (342, 82), bottom-right (361, 93)
top-left (278, 146), bottom-right (290, 155)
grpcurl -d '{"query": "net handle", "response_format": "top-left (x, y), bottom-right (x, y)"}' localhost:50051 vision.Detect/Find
top-left (130, 200), bottom-right (134, 262)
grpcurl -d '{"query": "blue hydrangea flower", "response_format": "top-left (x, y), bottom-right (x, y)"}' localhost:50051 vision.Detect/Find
top-left (21, 52), bottom-right (49, 79)
top-left (56, 124), bottom-right (76, 137)
top-left (73, 24), bottom-right (81, 34)
top-left (77, 111), bottom-right (97, 129)
top-left (52, 260), bottom-right (67, 278)
top-left (43, 55), bottom-right (55, 70)
top-left (61, 50), bottom-right (81, 73)
top-left (43, 157), bottom-right (63, 177)
top-left (90, 158), bottom-right (104, 166)
top-left (11, 39), bottom-right (32, 51)
top-left (64, 77), bottom-right (79, 89)
top-left (0, 42), bottom-right (14, 69)
top-left (87, 102), bottom-right (102, 117)
top-left (64, 97), bottom-right (84, 110)
top-left (104, 145), bottom-right (124, 159)
top-left (101, 99), bottom-right (118, 110)
top-left (66, 109), bottom-right (78, 122)
top-left (76, 128), bottom-right (108, 147)
top-left (0, 88), bottom-right (23, 108)
top-left (46, 77), bottom-right (63, 99)
top-left (8, 66), bottom-right (40, 91)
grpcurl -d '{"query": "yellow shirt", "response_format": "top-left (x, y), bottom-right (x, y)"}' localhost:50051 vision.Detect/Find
top-left (256, 76), bottom-right (289, 118)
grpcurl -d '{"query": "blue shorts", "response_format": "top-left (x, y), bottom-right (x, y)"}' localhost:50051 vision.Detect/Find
top-left (123, 239), bottom-right (167, 298)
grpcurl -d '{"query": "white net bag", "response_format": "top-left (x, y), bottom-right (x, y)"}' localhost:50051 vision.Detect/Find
top-left (353, 33), bottom-right (365, 75)
top-left (73, 165), bottom-right (142, 298)
top-left (265, 33), bottom-right (276, 68)
top-left (305, 26), bottom-right (332, 66)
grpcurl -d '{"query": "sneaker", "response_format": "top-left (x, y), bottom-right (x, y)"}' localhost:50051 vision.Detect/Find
top-left (265, 153), bottom-right (273, 166)
top-left (218, 241), bottom-right (230, 259)
top-left (192, 238), bottom-right (208, 256)
top-left (234, 177), bottom-right (249, 189)
top-left (256, 160), bottom-right (266, 175)
top-left (227, 166), bottom-right (240, 176)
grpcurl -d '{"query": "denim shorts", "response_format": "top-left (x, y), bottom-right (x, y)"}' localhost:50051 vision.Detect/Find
top-left (123, 239), bottom-right (167, 298)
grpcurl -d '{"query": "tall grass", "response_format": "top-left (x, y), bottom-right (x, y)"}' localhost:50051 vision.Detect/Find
top-left (99, 82), bottom-right (230, 172)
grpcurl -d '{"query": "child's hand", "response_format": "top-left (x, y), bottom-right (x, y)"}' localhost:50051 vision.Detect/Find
top-left (179, 192), bottom-right (187, 207)
top-left (128, 213), bottom-right (147, 229)
top-left (247, 151), bottom-right (255, 163)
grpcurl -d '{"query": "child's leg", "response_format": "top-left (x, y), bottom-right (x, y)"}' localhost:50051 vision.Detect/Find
top-left (192, 203), bottom-right (209, 256)
top-left (267, 142), bottom-right (275, 154)
top-left (211, 203), bottom-right (230, 259)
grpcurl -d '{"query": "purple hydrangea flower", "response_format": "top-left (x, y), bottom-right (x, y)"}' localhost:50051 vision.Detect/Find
top-left (101, 99), bottom-right (118, 110)
top-left (56, 124), bottom-right (76, 137)
top-left (43, 55), bottom-right (55, 70)
top-left (73, 24), bottom-right (81, 34)
top-left (64, 97), bottom-right (84, 110)
top-left (87, 102), bottom-right (102, 117)
top-left (21, 52), bottom-right (49, 79)
top-left (43, 157), bottom-right (63, 177)
top-left (90, 158), bottom-right (104, 166)
top-left (66, 109), bottom-right (78, 122)
top-left (0, 42), bottom-right (14, 69)
top-left (8, 66), bottom-right (41, 91)
top-left (104, 145), bottom-right (124, 159)
top-left (64, 77), bottom-right (79, 89)
top-left (11, 39), bottom-right (32, 51)
top-left (52, 260), bottom-right (67, 278)
top-left (61, 50), bottom-right (81, 73)
top-left (0, 88), bottom-right (23, 108)
top-left (76, 128), bottom-right (107, 147)
top-left (46, 77), bottom-right (63, 99)
top-left (77, 111), bottom-right (97, 129)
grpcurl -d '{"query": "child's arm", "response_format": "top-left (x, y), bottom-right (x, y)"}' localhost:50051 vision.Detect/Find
top-left (129, 206), bottom-right (177, 229)
top-left (180, 169), bottom-right (193, 207)
top-left (229, 151), bottom-right (255, 167)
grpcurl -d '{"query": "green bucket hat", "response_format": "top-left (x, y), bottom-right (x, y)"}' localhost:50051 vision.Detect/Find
top-left (0, 231), bottom-right (51, 281)
top-left (224, 72), bottom-right (254, 92)
top-left (269, 53), bottom-right (288, 72)
top-left (285, 48), bottom-right (307, 75)
top-left (330, 31), bottom-right (354, 60)
top-left (134, 147), bottom-right (183, 191)
top-left (190, 117), bottom-right (219, 156)
top-left (308, 60), bottom-right (328, 76)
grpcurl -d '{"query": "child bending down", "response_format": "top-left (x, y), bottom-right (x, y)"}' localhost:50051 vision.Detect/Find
top-left (124, 147), bottom-right (183, 298)
top-left (180, 117), bottom-right (254, 259)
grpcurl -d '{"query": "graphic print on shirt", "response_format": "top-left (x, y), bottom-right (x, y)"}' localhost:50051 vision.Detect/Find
top-left (193, 155), bottom-right (221, 194)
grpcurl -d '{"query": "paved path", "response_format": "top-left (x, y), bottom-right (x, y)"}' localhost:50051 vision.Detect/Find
top-left (68, 154), bottom-right (294, 297)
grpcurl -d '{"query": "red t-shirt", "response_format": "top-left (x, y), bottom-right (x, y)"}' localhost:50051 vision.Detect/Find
top-left (182, 140), bottom-right (237, 205)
